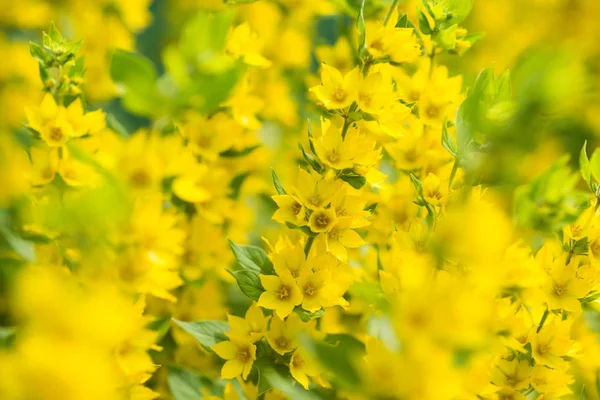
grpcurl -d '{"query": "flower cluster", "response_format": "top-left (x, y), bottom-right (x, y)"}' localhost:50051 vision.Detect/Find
top-left (1, 1), bottom-right (600, 400)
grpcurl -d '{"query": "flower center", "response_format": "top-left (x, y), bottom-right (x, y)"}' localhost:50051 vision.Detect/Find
top-left (537, 344), bottom-right (550, 356)
top-left (41, 167), bottom-right (54, 180)
top-left (275, 337), bottom-right (289, 350)
top-left (370, 39), bottom-right (384, 51)
top-left (309, 193), bottom-right (321, 206)
top-left (327, 149), bottom-right (340, 163)
top-left (129, 169), bottom-right (151, 188)
top-left (292, 354), bottom-right (305, 368)
top-left (404, 149), bottom-right (418, 162)
top-left (290, 201), bottom-right (303, 216)
top-left (554, 284), bottom-right (566, 297)
top-left (427, 190), bottom-right (443, 201)
top-left (277, 284), bottom-right (290, 300)
top-left (425, 104), bottom-right (440, 119)
top-left (50, 126), bottom-right (64, 141)
top-left (315, 213), bottom-right (330, 229)
top-left (332, 88), bottom-right (347, 102)
top-left (196, 136), bottom-right (212, 149)
top-left (237, 348), bottom-right (250, 362)
top-left (328, 228), bottom-right (339, 240)
top-left (304, 283), bottom-right (317, 297)
top-left (359, 92), bottom-right (372, 106)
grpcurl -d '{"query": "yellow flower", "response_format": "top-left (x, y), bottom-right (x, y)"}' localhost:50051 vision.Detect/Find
top-left (172, 167), bottom-right (213, 204)
top-left (226, 22), bottom-right (271, 68)
top-left (265, 313), bottom-right (302, 355)
top-left (28, 146), bottom-right (59, 186)
top-left (64, 99), bottom-right (106, 138)
top-left (179, 112), bottom-right (240, 161)
top-left (542, 262), bottom-right (590, 313)
top-left (212, 338), bottom-right (257, 380)
top-left (223, 75), bottom-right (264, 130)
top-left (290, 346), bottom-right (320, 389)
top-left (310, 64), bottom-right (360, 110)
top-left (491, 358), bottom-right (530, 391)
top-left (308, 208), bottom-right (338, 233)
top-left (377, 102), bottom-right (412, 138)
top-left (272, 194), bottom-right (306, 226)
top-left (26, 94), bottom-right (71, 147)
top-left (270, 240), bottom-right (308, 279)
top-left (529, 319), bottom-right (578, 369)
top-left (312, 118), bottom-right (381, 171)
top-left (258, 264), bottom-right (303, 319)
top-left (365, 19), bottom-right (420, 63)
top-left (422, 173), bottom-right (448, 207)
top-left (530, 364), bottom-right (573, 397)
top-left (315, 38), bottom-right (354, 73)
top-left (292, 168), bottom-right (341, 211)
top-left (319, 217), bottom-right (365, 262)
top-left (356, 72), bottom-right (397, 115)
top-left (330, 188), bottom-right (371, 226)
top-left (297, 268), bottom-right (347, 312)
top-left (227, 303), bottom-right (270, 343)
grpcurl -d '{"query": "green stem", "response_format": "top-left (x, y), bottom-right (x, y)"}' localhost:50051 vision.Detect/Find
top-left (406, 19), bottom-right (429, 57)
top-left (565, 247), bottom-right (574, 265)
top-left (304, 235), bottom-right (315, 258)
top-left (448, 160), bottom-right (458, 190)
top-left (383, 0), bottom-right (401, 26)
top-left (536, 307), bottom-right (549, 333)
top-left (428, 49), bottom-right (436, 79)
top-left (341, 103), bottom-right (358, 140)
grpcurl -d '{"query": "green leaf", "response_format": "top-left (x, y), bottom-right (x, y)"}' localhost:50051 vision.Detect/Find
top-left (257, 362), bottom-right (319, 400)
top-left (110, 49), bottom-right (162, 116)
top-left (229, 240), bottom-right (275, 275)
top-left (364, 203), bottom-right (378, 213)
top-left (178, 11), bottom-right (233, 70)
top-left (0, 327), bottom-right (15, 348)
top-left (229, 172), bottom-right (251, 200)
top-left (366, 316), bottom-right (399, 351)
top-left (590, 149), bottom-right (600, 184)
top-left (396, 13), bottom-right (409, 28)
top-left (456, 32), bottom-right (485, 55)
top-left (340, 173), bottom-right (366, 189)
top-left (426, 0), bottom-right (473, 28)
top-left (106, 114), bottom-right (129, 138)
top-left (409, 173), bottom-right (424, 196)
top-left (298, 143), bottom-right (323, 174)
top-left (295, 307), bottom-right (324, 322)
top-left (580, 142), bottom-right (592, 187)
top-left (228, 269), bottom-right (264, 301)
top-left (181, 65), bottom-right (242, 113)
top-left (418, 10), bottom-right (433, 35)
top-left (29, 42), bottom-right (49, 64)
top-left (48, 22), bottom-right (62, 43)
top-left (0, 222), bottom-right (36, 262)
top-left (147, 315), bottom-right (172, 342)
top-left (168, 366), bottom-right (203, 400)
top-left (433, 24), bottom-right (458, 50)
top-left (442, 121), bottom-right (458, 158)
top-left (220, 144), bottom-right (261, 158)
top-left (172, 320), bottom-right (229, 351)
top-left (356, 0), bottom-right (366, 54)
top-left (271, 168), bottom-right (286, 195)
top-left (573, 237), bottom-right (589, 255)
top-left (302, 334), bottom-right (365, 389)
top-left (307, 120), bottom-right (317, 155)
